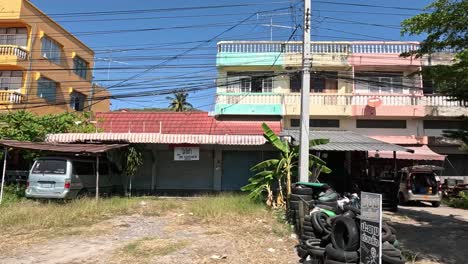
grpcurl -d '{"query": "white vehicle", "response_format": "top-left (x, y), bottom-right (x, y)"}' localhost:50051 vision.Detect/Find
top-left (26, 156), bottom-right (122, 199)
top-left (398, 165), bottom-right (443, 207)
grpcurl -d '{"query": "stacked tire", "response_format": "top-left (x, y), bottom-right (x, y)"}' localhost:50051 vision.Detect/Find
top-left (289, 185), bottom-right (314, 232)
top-left (325, 215), bottom-right (360, 264)
top-left (293, 200), bottom-right (406, 264)
top-left (296, 211), bottom-right (332, 263)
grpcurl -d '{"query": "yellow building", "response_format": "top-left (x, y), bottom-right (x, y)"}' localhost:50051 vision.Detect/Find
top-left (0, 0), bottom-right (110, 114)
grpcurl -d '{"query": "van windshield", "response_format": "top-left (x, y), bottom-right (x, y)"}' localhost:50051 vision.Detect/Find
top-left (32, 159), bottom-right (67, 175)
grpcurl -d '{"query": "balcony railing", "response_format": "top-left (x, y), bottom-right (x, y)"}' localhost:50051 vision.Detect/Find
top-left (217, 93), bottom-right (282, 105)
top-left (217, 93), bottom-right (467, 108)
top-left (218, 41), bottom-right (421, 54)
top-left (0, 45), bottom-right (28, 60)
top-left (0, 91), bottom-right (24, 104)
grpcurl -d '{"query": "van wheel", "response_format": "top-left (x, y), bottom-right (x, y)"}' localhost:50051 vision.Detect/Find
top-left (77, 189), bottom-right (89, 199)
top-left (398, 193), bottom-right (406, 206)
top-left (388, 204), bottom-right (398, 212)
top-left (431, 201), bottom-right (441, 208)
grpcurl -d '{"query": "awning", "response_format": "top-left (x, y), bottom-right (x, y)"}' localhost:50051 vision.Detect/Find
top-left (281, 130), bottom-right (412, 152)
top-left (0, 140), bottom-right (128, 154)
top-left (368, 145), bottom-right (446, 161)
top-left (46, 133), bottom-right (268, 146)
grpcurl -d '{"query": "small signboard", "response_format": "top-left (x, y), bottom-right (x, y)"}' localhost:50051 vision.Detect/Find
top-left (174, 146), bottom-right (199, 161)
top-left (360, 192), bottom-right (382, 264)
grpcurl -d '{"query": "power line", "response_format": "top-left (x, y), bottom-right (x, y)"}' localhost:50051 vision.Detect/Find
top-left (314, 1), bottom-right (424, 11)
top-left (106, 9), bottom-right (268, 90)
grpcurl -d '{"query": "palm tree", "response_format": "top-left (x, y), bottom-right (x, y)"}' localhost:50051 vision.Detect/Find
top-left (166, 92), bottom-right (193, 112)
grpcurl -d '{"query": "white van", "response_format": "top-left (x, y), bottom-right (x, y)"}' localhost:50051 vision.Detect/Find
top-left (398, 165), bottom-right (443, 207)
top-left (25, 157), bottom-right (123, 199)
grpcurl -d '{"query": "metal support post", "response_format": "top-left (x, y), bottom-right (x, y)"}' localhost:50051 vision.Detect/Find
top-left (299, 0), bottom-right (312, 182)
top-left (0, 147), bottom-right (7, 205)
top-left (96, 155), bottom-right (100, 201)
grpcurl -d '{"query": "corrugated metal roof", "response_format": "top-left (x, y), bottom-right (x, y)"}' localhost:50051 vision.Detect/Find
top-left (0, 140), bottom-right (127, 154)
top-left (95, 112), bottom-right (281, 135)
top-left (281, 130), bottom-right (412, 152)
top-left (368, 146), bottom-right (445, 161)
top-left (46, 133), bottom-right (268, 146)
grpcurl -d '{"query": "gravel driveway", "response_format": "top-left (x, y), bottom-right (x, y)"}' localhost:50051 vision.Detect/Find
top-left (385, 204), bottom-right (468, 264)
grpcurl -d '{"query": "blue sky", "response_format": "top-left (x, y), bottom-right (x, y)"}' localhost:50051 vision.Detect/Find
top-left (30, 0), bottom-right (433, 111)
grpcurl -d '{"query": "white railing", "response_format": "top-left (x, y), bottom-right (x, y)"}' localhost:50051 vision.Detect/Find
top-left (217, 93), bottom-right (467, 107)
top-left (284, 93), bottom-right (352, 105)
top-left (351, 94), bottom-right (421, 106)
top-left (424, 95), bottom-right (468, 107)
top-left (0, 45), bottom-right (28, 60)
top-left (0, 77), bottom-right (22, 90)
top-left (0, 91), bottom-right (24, 104)
top-left (218, 41), bottom-right (421, 54)
top-left (217, 93), bottom-right (282, 105)
top-left (0, 34), bottom-right (28, 47)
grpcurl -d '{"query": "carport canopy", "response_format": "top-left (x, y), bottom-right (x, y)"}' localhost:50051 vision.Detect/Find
top-left (0, 140), bottom-right (128, 204)
top-left (281, 130), bottom-right (413, 152)
top-left (0, 140), bottom-right (128, 154)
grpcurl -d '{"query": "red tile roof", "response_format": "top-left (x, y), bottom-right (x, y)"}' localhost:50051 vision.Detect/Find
top-left (95, 112), bottom-right (281, 135)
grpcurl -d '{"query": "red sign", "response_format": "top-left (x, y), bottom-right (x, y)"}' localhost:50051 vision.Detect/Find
top-left (367, 97), bottom-right (382, 108)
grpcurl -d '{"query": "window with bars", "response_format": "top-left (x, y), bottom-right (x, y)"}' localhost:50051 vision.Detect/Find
top-left (70, 92), bottom-right (86, 111)
top-left (262, 78), bottom-right (273, 93)
top-left (356, 120), bottom-right (407, 129)
top-left (240, 78), bottom-right (251, 92)
top-left (73, 56), bottom-right (89, 79)
top-left (423, 120), bottom-right (462, 130)
top-left (0, 71), bottom-right (23, 91)
top-left (0, 27), bottom-right (28, 47)
top-left (37, 77), bottom-right (57, 102)
top-left (355, 72), bottom-right (405, 94)
top-left (226, 72), bottom-right (274, 93)
top-left (289, 71), bottom-right (338, 92)
top-left (41, 36), bottom-right (62, 64)
top-left (290, 119), bottom-right (340, 128)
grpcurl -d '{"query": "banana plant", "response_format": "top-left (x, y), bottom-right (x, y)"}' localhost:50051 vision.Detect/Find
top-left (242, 123), bottom-right (332, 207)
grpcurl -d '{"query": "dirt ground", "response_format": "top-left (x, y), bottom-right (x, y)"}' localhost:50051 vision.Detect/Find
top-left (2, 199), bottom-right (467, 264)
top-left (0, 209), bottom-right (298, 264)
top-left (385, 204), bottom-right (468, 264)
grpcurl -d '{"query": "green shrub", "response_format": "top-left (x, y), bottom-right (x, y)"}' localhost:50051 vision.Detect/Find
top-left (1, 184), bottom-right (26, 204)
top-left (445, 192), bottom-right (468, 209)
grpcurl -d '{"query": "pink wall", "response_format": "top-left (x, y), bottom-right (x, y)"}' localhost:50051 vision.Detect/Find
top-left (349, 53), bottom-right (422, 66)
top-left (351, 105), bottom-right (425, 117)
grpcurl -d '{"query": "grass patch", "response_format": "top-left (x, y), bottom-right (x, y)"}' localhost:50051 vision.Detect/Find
top-left (401, 247), bottom-right (421, 263)
top-left (0, 185), bottom-right (26, 205)
top-left (186, 193), bottom-right (268, 222)
top-left (0, 197), bottom-right (140, 233)
top-left (112, 237), bottom-right (188, 263)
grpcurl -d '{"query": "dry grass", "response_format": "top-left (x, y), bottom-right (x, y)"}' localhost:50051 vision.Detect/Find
top-left (110, 237), bottom-right (189, 264)
top-left (0, 197), bottom-right (185, 234)
top-left (0, 194), bottom-right (297, 263)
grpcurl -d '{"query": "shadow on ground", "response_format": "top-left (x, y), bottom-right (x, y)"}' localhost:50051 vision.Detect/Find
top-left (388, 206), bottom-right (468, 264)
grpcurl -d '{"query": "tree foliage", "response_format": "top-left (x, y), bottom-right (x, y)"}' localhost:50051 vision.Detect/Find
top-left (124, 146), bottom-right (143, 196)
top-left (402, 0), bottom-right (468, 149)
top-left (166, 92), bottom-right (193, 112)
top-left (401, 0), bottom-right (468, 101)
top-left (0, 111), bottom-right (96, 142)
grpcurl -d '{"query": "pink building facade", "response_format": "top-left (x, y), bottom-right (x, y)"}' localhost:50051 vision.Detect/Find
top-left (215, 41), bottom-right (468, 179)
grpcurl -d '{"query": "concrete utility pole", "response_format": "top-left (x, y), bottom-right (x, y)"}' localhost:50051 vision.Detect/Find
top-left (299, 0), bottom-right (311, 182)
